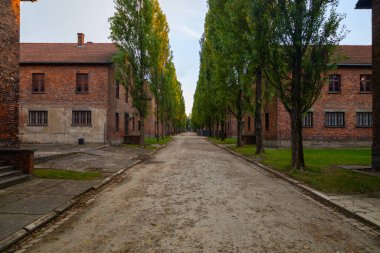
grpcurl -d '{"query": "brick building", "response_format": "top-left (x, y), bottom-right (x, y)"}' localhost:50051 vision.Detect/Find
top-left (0, 0), bottom-right (22, 148)
top-left (19, 34), bottom-right (158, 144)
top-left (224, 45), bottom-right (373, 148)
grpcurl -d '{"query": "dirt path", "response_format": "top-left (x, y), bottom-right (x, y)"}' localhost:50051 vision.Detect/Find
top-left (25, 133), bottom-right (379, 252)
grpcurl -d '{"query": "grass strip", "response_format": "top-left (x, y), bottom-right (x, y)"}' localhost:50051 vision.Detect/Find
top-left (219, 142), bottom-right (380, 194)
top-left (34, 169), bottom-right (102, 181)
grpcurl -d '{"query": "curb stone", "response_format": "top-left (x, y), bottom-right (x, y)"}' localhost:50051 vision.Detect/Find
top-left (0, 140), bottom-right (174, 252)
top-left (24, 212), bottom-right (58, 233)
top-left (147, 138), bottom-right (175, 156)
top-left (54, 199), bottom-right (76, 214)
top-left (0, 229), bottom-right (28, 252)
top-left (207, 139), bottom-right (380, 231)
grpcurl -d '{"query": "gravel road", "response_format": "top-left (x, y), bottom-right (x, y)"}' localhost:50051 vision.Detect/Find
top-left (25, 133), bottom-right (380, 252)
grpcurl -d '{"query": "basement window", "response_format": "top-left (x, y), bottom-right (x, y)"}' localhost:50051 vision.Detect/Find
top-left (72, 111), bottom-right (92, 126)
top-left (28, 111), bottom-right (48, 126)
top-left (32, 73), bottom-right (45, 93)
top-left (356, 112), bottom-right (372, 127)
top-left (76, 73), bottom-right (89, 94)
top-left (302, 112), bottom-right (313, 127)
top-left (325, 112), bottom-right (345, 127)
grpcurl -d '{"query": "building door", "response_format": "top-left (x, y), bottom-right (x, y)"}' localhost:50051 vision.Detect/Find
top-left (125, 113), bottom-right (129, 135)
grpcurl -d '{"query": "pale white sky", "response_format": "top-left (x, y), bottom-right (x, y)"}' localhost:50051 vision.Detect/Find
top-left (20, 0), bottom-right (372, 115)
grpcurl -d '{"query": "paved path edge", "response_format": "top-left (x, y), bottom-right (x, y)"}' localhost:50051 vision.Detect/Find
top-left (0, 140), bottom-right (174, 252)
top-left (207, 139), bottom-right (380, 231)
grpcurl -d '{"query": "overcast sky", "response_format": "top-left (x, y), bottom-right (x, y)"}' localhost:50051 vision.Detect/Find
top-left (20, 0), bottom-right (372, 115)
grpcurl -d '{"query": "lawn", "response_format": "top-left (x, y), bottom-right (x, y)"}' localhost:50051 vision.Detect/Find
top-left (34, 169), bottom-right (102, 181)
top-left (144, 136), bottom-right (173, 146)
top-left (208, 137), bottom-right (237, 145)
top-left (227, 145), bottom-right (380, 194)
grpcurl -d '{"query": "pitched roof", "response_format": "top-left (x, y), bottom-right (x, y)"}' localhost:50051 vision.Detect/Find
top-left (336, 45), bottom-right (372, 66)
top-left (20, 43), bottom-right (118, 64)
top-left (19, 43), bottom-right (371, 66)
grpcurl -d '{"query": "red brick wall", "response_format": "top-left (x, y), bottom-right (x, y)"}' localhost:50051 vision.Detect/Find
top-left (263, 98), bottom-right (280, 142)
top-left (19, 64), bottom-right (112, 143)
top-left (0, 0), bottom-right (20, 148)
top-left (273, 67), bottom-right (373, 147)
top-left (19, 51), bottom-right (159, 145)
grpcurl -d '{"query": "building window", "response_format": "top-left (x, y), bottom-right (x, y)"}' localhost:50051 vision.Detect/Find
top-left (28, 111), bottom-right (48, 126)
top-left (265, 113), bottom-right (269, 130)
top-left (302, 112), bottom-right (313, 127)
top-left (328, 74), bottom-right (341, 93)
top-left (115, 113), bottom-right (120, 131)
top-left (325, 112), bottom-right (345, 127)
top-left (116, 81), bottom-right (120, 99)
top-left (132, 117), bottom-right (136, 131)
top-left (72, 111), bottom-right (91, 126)
top-left (357, 112), bottom-right (372, 127)
top-left (360, 75), bottom-right (372, 93)
top-left (32, 73), bottom-right (45, 93)
top-left (76, 73), bottom-right (89, 94)
top-left (138, 120), bottom-right (141, 131)
top-left (248, 116), bottom-right (251, 131)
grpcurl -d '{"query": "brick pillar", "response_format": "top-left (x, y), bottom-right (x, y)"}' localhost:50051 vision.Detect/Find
top-left (373, 0), bottom-right (380, 171)
top-left (0, 0), bottom-right (21, 148)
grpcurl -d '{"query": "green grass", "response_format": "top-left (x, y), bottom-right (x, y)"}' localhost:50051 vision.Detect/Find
top-left (144, 136), bottom-right (173, 145)
top-left (228, 145), bottom-right (380, 194)
top-left (34, 169), bottom-right (102, 181)
top-left (208, 137), bottom-right (237, 145)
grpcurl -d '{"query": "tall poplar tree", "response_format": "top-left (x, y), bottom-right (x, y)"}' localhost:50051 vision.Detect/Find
top-left (110, 0), bottom-right (154, 147)
top-left (261, 0), bottom-right (346, 169)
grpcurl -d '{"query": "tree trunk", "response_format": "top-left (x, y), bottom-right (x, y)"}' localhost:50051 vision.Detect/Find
top-left (140, 118), bottom-right (145, 148)
top-left (373, 0), bottom-right (380, 171)
top-left (237, 88), bottom-right (243, 147)
top-left (156, 101), bottom-right (159, 142)
top-left (289, 1), bottom-right (305, 170)
top-left (161, 120), bottom-right (164, 139)
top-left (290, 108), bottom-right (305, 170)
top-left (216, 121), bottom-right (220, 139)
top-left (221, 120), bottom-right (225, 141)
top-left (255, 67), bottom-right (264, 154)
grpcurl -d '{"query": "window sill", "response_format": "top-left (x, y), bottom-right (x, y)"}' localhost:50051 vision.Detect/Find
top-left (32, 92), bottom-right (45, 94)
top-left (75, 92), bottom-right (89, 94)
top-left (356, 126), bottom-right (373, 128)
top-left (327, 92), bottom-right (341, 94)
top-left (302, 126), bottom-right (314, 128)
top-left (27, 124), bottom-right (48, 127)
top-left (359, 92), bottom-right (372, 94)
top-left (324, 126), bottom-right (345, 128)
top-left (71, 124), bottom-right (92, 127)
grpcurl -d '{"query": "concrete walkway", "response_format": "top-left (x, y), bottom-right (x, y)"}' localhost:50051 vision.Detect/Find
top-left (0, 144), bottom-right (151, 251)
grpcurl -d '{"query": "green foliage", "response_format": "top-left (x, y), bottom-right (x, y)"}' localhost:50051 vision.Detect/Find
top-left (110, 0), bottom-right (186, 143)
top-left (34, 169), bottom-right (102, 181)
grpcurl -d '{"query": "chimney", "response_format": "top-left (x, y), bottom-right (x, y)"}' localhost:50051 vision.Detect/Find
top-left (77, 33), bottom-right (85, 46)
